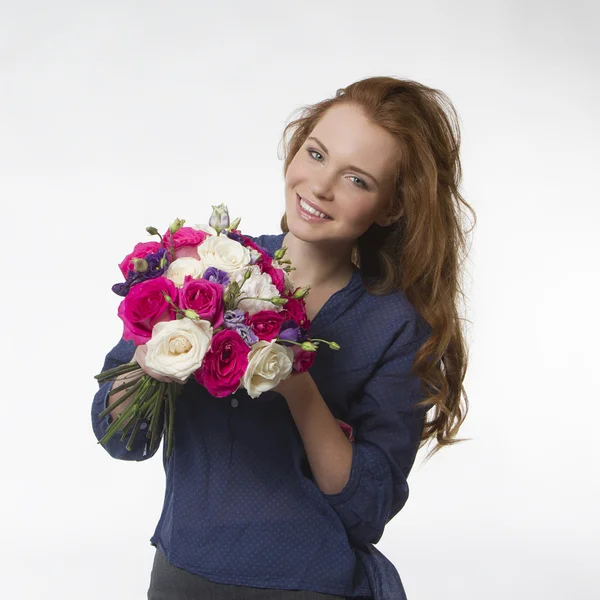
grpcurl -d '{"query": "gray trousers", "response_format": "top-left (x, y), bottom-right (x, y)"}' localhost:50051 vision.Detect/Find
top-left (147, 545), bottom-right (348, 600)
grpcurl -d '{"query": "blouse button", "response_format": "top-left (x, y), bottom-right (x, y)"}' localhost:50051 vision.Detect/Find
top-left (230, 398), bottom-right (239, 408)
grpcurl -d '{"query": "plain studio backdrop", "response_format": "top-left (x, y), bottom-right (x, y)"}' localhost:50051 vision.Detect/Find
top-left (1, 1), bottom-right (597, 598)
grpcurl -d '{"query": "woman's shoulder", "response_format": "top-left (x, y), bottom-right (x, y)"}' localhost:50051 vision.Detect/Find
top-left (244, 232), bottom-right (284, 257)
top-left (360, 285), bottom-right (432, 346)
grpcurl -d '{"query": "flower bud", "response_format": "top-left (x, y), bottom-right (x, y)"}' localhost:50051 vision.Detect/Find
top-left (184, 309), bottom-right (199, 320)
top-left (209, 203), bottom-right (230, 232)
top-left (229, 216), bottom-right (241, 231)
top-left (219, 209), bottom-right (230, 229)
top-left (146, 226), bottom-right (159, 236)
top-left (270, 297), bottom-right (288, 306)
top-left (301, 341), bottom-right (318, 351)
top-left (292, 286), bottom-right (310, 299)
top-left (169, 218), bottom-right (185, 234)
top-left (131, 257), bottom-right (148, 273)
top-left (163, 293), bottom-right (172, 303)
top-left (329, 342), bottom-right (340, 350)
top-left (273, 247), bottom-right (287, 261)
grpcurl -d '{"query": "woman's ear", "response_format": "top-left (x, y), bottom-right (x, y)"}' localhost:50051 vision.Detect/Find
top-left (375, 204), bottom-right (404, 227)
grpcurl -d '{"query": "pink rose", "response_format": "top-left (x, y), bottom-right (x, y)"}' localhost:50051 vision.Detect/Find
top-left (117, 277), bottom-right (178, 345)
top-left (194, 329), bottom-right (251, 397)
top-left (118, 241), bottom-right (161, 278)
top-left (245, 310), bottom-right (287, 342)
top-left (279, 297), bottom-right (311, 330)
top-left (237, 234), bottom-right (266, 255)
top-left (291, 344), bottom-right (316, 373)
top-left (178, 275), bottom-right (225, 329)
top-left (259, 255), bottom-right (286, 295)
top-left (162, 227), bottom-right (209, 260)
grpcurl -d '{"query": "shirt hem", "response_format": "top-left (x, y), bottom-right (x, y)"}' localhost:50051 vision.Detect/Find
top-left (149, 534), bottom-right (364, 598)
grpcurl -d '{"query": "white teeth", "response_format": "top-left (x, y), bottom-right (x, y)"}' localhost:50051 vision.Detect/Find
top-left (299, 197), bottom-right (330, 219)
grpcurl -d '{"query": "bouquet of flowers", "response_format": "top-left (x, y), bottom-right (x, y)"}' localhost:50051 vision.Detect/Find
top-left (95, 204), bottom-right (340, 458)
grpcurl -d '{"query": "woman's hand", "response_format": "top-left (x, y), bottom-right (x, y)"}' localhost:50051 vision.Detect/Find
top-left (133, 344), bottom-right (179, 383)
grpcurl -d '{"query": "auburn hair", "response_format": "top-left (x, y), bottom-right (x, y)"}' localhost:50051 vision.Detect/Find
top-left (277, 76), bottom-right (475, 460)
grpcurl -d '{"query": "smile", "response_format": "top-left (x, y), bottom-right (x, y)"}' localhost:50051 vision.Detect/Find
top-left (296, 194), bottom-right (333, 221)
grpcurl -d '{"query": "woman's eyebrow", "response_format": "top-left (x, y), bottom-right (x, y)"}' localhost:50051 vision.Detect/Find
top-left (307, 136), bottom-right (380, 189)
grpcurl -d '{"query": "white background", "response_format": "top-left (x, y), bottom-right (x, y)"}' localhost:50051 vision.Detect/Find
top-left (1, 1), bottom-right (598, 598)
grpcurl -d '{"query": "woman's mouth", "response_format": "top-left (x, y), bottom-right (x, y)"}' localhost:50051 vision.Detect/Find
top-left (296, 194), bottom-right (333, 222)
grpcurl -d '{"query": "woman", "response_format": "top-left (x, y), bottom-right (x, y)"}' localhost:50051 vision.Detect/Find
top-left (91, 75), bottom-right (474, 599)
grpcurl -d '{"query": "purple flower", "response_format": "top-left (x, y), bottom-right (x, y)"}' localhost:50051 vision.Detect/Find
top-left (145, 248), bottom-right (170, 277)
top-left (226, 231), bottom-right (243, 243)
top-left (202, 267), bottom-right (230, 285)
top-left (111, 276), bottom-right (138, 297)
top-left (111, 248), bottom-right (170, 297)
top-left (278, 326), bottom-right (301, 344)
top-left (223, 309), bottom-right (246, 328)
top-left (277, 320), bottom-right (310, 345)
top-left (235, 324), bottom-right (259, 347)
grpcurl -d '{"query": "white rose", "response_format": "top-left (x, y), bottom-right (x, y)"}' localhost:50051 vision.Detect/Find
top-left (145, 317), bottom-right (213, 384)
top-left (236, 270), bottom-right (284, 316)
top-left (192, 223), bottom-right (217, 236)
top-left (242, 339), bottom-right (295, 399)
top-left (197, 234), bottom-right (252, 274)
top-left (165, 257), bottom-right (204, 288)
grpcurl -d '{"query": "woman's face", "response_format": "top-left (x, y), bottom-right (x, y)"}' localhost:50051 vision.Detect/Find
top-left (284, 103), bottom-right (401, 245)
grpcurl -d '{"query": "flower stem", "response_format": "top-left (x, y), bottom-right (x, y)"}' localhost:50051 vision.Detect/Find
top-left (94, 362), bottom-right (141, 382)
top-left (148, 382), bottom-right (167, 453)
top-left (107, 372), bottom-right (144, 396)
top-left (167, 385), bottom-right (176, 458)
top-left (99, 390), bottom-right (141, 446)
top-left (126, 412), bottom-right (142, 451)
top-left (233, 295), bottom-right (268, 308)
top-left (107, 377), bottom-right (152, 443)
top-left (98, 375), bottom-right (145, 420)
top-left (163, 385), bottom-right (169, 456)
top-left (120, 378), bottom-right (155, 438)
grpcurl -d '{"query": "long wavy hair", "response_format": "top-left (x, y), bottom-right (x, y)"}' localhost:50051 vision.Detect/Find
top-left (277, 76), bottom-right (475, 460)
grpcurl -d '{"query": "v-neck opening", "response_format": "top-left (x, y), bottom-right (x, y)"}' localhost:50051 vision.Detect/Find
top-left (310, 266), bottom-right (361, 326)
top-left (268, 233), bottom-right (361, 327)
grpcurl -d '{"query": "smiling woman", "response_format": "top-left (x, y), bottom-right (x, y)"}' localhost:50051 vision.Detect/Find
top-left (92, 75), bottom-right (475, 600)
top-left (278, 79), bottom-right (474, 465)
top-left (272, 76), bottom-right (475, 597)
top-left (284, 102), bottom-right (400, 247)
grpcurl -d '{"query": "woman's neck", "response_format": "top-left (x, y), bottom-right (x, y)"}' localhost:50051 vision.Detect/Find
top-left (282, 231), bottom-right (355, 290)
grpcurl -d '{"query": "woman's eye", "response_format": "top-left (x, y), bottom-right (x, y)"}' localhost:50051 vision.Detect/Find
top-left (350, 176), bottom-right (367, 189)
top-left (307, 148), bottom-right (367, 189)
top-left (308, 149), bottom-right (323, 161)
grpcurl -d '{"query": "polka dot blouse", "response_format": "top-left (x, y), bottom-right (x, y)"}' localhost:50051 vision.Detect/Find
top-left (91, 232), bottom-right (433, 600)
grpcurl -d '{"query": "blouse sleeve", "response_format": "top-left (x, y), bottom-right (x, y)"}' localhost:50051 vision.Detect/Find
top-left (318, 318), bottom-right (433, 547)
top-left (245, 233), bottom-right (272, 255)
top-left (91, 337), bottom-right (164, 461)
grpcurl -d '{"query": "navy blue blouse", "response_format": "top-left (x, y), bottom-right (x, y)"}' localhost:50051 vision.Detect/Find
top-left (91, 232), bottom-right (433, 600)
